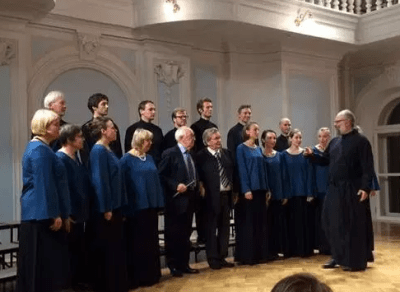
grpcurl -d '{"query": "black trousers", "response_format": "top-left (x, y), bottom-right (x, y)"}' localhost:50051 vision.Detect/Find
top-left (195, 197), bottom-right (207, 242)
top-left (205, 192), bottom-right (231, 264)
top-left (165, 206), bottom-right (194, 270)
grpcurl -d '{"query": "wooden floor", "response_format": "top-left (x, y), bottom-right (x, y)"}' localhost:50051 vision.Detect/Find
top-left (135, 222), bottom-right (400, 292)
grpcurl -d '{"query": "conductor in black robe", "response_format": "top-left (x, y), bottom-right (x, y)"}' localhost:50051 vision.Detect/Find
top-left (163, 108), bottom-right (188, 151)
top-left (196, 128), bottom-right (235, 270)
top-left (274, 118), bottom-right (291, 152)
top-left (305, 109), bottom-right (375, 272)
top-left (125, 100), bottom-right (164, 165)
top-left (191, 98), bottom-right (218, 244)
top-left (158, 126), bottom-right (200, 277)
top-left (81, 93), bottom-right (123, 164)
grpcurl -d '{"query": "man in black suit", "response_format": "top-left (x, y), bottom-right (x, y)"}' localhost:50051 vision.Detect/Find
top-left (40, 91), bottom-right (67, 151)
top-left (81, 93), bottom-right (123, 163)
top-left (196, 128), bottom-right (235, 270)
top-left (125, 100), bottom-right (164, 165)
top-left (191, 98), bottom-right (217, 244)
top-left (163, 107), bottom-right (188, 151)
top-left (158, 126), bottom-right (200, 277)
top-left (227, 105), bottom-right (252, 160)
top-left (274, 117), bottom-right (292, 152)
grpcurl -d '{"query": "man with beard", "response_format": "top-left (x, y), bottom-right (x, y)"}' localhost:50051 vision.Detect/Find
top-left (305, 109), bottom-right (376, 272)
top-left (163, 108), bottom-right (188, 151)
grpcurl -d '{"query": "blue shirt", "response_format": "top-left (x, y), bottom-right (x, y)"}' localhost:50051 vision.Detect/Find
top-left (90, 144), bottom-right (127, 213)
top-left (56, 151), bottom-right (90, 222)
top-left (312, 146), bottom-right (329, 197)
top-left (120, 153), bottom-right (164, 216)
top-left (264, 151), bottom-right (289, 200)
top-left (21, 140), bottom-right (71, 221)
top-left (236, 143), bottom-right (268, 194)
top-left (282, 149), bottom-right (313, 198)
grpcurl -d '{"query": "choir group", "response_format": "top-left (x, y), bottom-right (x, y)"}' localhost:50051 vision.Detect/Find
top-left (16, 91), bottom-right (376, 292)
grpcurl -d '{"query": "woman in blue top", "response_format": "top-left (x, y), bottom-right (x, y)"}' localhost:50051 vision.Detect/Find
top-left (281, 129), bottom-right (314, 257)
top-left (262, 129), bottom-right (290, 259)
top-left (120, 129), bottom-right (164, 289)
top-left (89, 117), bottom-right (128, 292)
top-left (57, 124), bottom-right (91, 289)
top-left (235, 122), bottom-right (269, 265)
top-left (17, 109), bottom-right (71, 292)
top-left (312, 127), bottom-right (331, 255)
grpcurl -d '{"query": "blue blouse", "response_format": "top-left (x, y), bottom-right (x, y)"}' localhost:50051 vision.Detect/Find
top-left (90, 144), bottom-right (127, 213)
top-left (120, 153), bottom-right (164, 216)
top-left (281, 150), bottom-right (313, 198)
top-left (312, 146), bottom-right (329, 198)
top-left (56, 152), bottom-right (90, 222)
top-left (21, 140), bottom-right (71, 221)
top-left (264, 151), bottom-right (289, 200)
top-left (236, 143), bottom-right (269, 194)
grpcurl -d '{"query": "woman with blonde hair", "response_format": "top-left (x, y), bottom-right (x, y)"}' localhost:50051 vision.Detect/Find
top-left (17, 109), bottom-right (70, 292)
top-left (120, 128), bottom-right (164, 289)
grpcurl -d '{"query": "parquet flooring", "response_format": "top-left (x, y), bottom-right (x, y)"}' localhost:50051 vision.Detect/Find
top-left (134, 222), bottom-right (400, 292)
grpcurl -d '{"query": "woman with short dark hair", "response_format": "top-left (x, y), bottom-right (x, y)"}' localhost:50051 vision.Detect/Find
top-left (57, 124), bottom-right (91, 289)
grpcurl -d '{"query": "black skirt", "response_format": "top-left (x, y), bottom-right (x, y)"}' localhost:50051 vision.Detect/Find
top-left (89, 209), bottom-right (128, 292)
top-left (267, 200), bottom-right (290, 257)
top-left (287, 196), bottom-right (314, 257)
top-left (16, 220), bottom-right (69, 292)
top-left (125, 208), bottom-right (161, 289)
top-left (234, 190), bottom-right (268, 265)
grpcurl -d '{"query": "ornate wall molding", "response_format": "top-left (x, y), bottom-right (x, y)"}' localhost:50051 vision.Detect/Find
top-left (28, 45), bottom-right (141, 121)
top-left (154, 61), bottom-right (185, 87)
top-left (0, 39), bottom-right (16, 66)
top-left (78, 33), bottom-right (101, 61)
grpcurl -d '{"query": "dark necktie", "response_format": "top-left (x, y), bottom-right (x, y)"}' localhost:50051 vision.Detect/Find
top-left (185, 151), bottom-right (196, 184)
top-left (215, 151), bottom-right (230, 188)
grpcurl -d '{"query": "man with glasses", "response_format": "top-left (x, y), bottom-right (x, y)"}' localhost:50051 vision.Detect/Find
top-left (305, 109), bottom-right (376, 272)
top-left (164, 108), bottom-right (189, 151)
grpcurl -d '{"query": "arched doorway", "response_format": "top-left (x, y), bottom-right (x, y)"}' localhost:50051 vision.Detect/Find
top-left (376, 98), bottom-right (400, 218)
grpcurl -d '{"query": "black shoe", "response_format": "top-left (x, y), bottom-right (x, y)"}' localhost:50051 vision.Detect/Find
top-left (342, 266), bottom-right (366, 272)
top-left (209, 262), bottom-right (221, 270)
top-left (322, 258), bottom-right (338, 269)
top-left (170, 268), bottom-right (183, 277)
top-left (182, 266), bottom-right (200, 274)
top-left (220, 259), bottom-right (235, 268)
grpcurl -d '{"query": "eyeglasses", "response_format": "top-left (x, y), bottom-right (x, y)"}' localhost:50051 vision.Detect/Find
top-left (176, 115), bottom-right (189, 119)
top-left (333, 119), bottom-right (346, 124)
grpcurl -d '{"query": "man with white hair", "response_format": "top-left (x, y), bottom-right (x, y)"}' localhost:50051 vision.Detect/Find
top-left (159, 126), bottom-right (200, 277)
top-left (305, 109), bottom-right (376, 272)
top-left (43, 91), bottom-right (67, 151)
